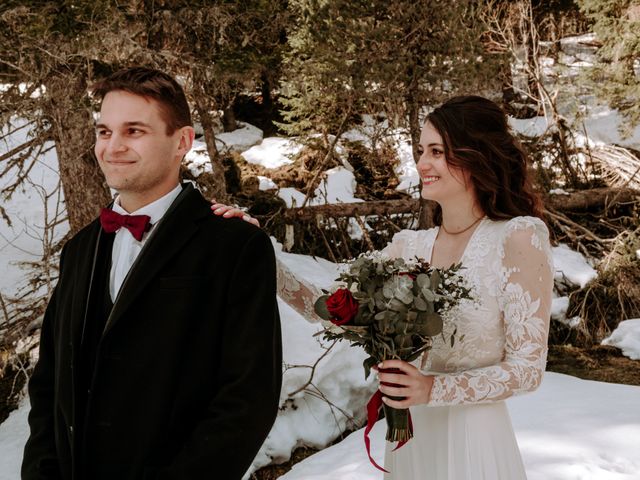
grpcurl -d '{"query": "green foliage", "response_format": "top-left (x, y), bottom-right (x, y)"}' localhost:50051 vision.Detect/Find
top-left (577, 0), bottom-right (640, 134)
top-left (317, 254), bottom-right (473, 378)
top-left (279, 0), bottom-right (503, 144)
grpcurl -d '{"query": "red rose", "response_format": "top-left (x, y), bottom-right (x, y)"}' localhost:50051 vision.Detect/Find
top-left (326, 288), bottom-right (359, 325)
top-left (399, 272), bottom-right (416, 280)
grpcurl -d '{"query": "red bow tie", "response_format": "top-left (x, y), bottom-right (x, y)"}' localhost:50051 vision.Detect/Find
top-left (100, 208), bottom-right (152, 241)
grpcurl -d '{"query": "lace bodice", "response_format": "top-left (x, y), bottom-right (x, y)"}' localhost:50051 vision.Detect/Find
top-left (276, 216), bottom-right (554, 407)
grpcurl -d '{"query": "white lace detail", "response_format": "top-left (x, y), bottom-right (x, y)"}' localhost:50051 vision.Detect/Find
top-left (426, 216), bottom-right (554, 405)
top-left (276, 257), bottom-right (325, 323)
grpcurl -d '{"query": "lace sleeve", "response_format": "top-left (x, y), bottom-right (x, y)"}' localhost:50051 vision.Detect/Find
top-left (277, 229), bottom-right (421, 322)
top-left (276, 256), bottom-right (326, 323)
top-left (429, 218), bottom-right (554, 406)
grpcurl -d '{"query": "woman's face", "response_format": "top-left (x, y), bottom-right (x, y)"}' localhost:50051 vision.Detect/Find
top-left (416, 121), bottom-right (473, 205)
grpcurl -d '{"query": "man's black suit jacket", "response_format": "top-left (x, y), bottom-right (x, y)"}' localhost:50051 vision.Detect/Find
top-left (22, 184), bottom-right (282, 480)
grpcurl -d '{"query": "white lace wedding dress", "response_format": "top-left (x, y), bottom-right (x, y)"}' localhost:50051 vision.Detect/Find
top-left (278, 216), bottom-right (554, 480)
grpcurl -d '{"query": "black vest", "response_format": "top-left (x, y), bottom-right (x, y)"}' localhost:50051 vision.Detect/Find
top-left (77, 232), bottom-right (115, 462)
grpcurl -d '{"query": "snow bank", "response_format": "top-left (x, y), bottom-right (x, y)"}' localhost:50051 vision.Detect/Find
top-left (552, 244), bottom-right (597, 289)
top-left (242, 137), bottom-right (303, 169)
top-left (602, 319), bottom-right (640, 361)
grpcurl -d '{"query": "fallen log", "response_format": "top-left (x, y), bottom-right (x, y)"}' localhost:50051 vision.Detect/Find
top-left (281, 187), bottom-right (640, 222)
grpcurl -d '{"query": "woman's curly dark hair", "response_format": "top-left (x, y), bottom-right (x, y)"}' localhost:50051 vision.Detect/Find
top-left (426, 95), bottom-right (543, 222)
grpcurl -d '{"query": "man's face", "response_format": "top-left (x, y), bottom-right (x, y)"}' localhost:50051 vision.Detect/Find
top-left (94, 90), bottom-right (192, 210)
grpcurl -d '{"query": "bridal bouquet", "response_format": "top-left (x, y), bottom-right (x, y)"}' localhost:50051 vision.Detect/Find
top-left (314, 252), bottom-right (472, 471)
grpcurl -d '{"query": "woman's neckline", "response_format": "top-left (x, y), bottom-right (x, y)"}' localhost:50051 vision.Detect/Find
top-left (428, 216), bottom-right (487, 267)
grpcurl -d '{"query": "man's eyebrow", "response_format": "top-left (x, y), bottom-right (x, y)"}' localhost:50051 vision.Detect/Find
top-left (94, 121), bottom-right (152, 129)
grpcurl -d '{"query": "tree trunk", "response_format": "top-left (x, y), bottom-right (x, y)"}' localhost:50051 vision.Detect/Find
top-left (191, 74), bottom-right (228, 203)
top-left (44, 74), bottom-right (111, 234)
top-left (283, 198), bottom-right (418, 222)
top-left (222, 106), bottom-right (238, 132)
top-left (279, 187), bottom-right (639, 222)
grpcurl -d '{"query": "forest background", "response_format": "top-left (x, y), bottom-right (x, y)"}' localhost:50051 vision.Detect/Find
top-left (1, 0), bottom-right (639, 478)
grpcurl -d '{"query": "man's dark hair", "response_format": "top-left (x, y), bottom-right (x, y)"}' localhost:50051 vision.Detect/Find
top-left (91, 67), bottom-right (192, 134)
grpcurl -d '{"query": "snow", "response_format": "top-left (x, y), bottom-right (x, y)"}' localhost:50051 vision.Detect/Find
top-left (277, 187), bottom-right (307, 208)
top-left (602, 319), bottom-right (640, 361)
top-left (258, 175), bottom-right (278, 191)
top-left (249, 299), bottom-right (377, 473)
top-left (216, 122), bottom-right (263, 153)
top-left (581, 106), bottom-right (640, 149)
top-left (279, 373), bottom-right (640, 480)
top-left (276, 167), bottom-right (363, 208)
top-left (184, 139), bottom-right (213, 176)
top-left (552, 243), bottom-right (598, 289)
top-left (272, 241), bottom-right (341, 289)
top-left (242, 137), bottom-right (304, 169)
top-left (313, 167), bottom-right (362, 205)
top-left (550, 296), bottom-right (569, 321)
top-left (390, 133), bottom-right (420, 197)
top-left (0, 399), bottom-right (30, 480)
top-left (183, 122), bottom-right (264, 177)
top-left (0, 120), bottom-right (68, 298)
top-left (509, 116), bottom-right (551, 138)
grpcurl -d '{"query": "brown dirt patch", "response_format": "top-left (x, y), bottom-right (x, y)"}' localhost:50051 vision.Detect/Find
top-left (546, 344), bottom-right (640, 386)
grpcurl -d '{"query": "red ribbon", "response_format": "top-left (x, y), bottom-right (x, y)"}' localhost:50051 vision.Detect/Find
top-left (363, 368), bottom-right (414, 473)
top-left (364, 389), bottom-right (388, 473)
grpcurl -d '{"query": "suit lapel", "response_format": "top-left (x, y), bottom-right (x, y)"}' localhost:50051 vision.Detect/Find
top-left (70, 220), bottom-right (103, 348)
top-left (103, 184), bottom-right (207, 336)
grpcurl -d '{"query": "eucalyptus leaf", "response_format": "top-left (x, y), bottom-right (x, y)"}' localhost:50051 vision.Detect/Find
top-left (416, 273), bottom-right (430, 288)
top-left (406, 310), bottom-right (418, 322)
top-left (353, 304), bottom-right (375, 326)
top-left (313, 295), bottom-right (332, 320)
top-left (374, 311), bottom-right (387, 321)
top-left (363, 356), bottom-right (378, 380)
top-left (423, 313), bottom-right (444, 336)
top-left (388, 298), bottom-right (406, 312)
top-left (430, 270), bottom-right (441, 289)
top-left (396, 289), bottom-right (414, 305)
top-left (422, 286), bottom-right (436, 302)
top-left (413, 296), bottom-right (427, 311)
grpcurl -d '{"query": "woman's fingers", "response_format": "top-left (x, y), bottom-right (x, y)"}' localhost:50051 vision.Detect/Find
top-left (376, 359), bottom-right (434, 407)
top-left (243, 215), bottom-right (260, 227)
top-left (378, 359), bottom-right (416, 372)
top-left (378, 372), bottom-right (411, 386)
top-left (210, 202), bottom-right (260, 227)
top-left (379, 384), bottom-right (408, 397)
top-left (382, 396), bottom-right (413, 409)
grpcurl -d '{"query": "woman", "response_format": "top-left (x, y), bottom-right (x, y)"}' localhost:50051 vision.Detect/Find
top-left (213, 95), bottom-right (554, 479)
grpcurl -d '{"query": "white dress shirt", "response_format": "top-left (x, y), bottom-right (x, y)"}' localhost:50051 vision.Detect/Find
top-left (109, 184), bottom-right (183, 301)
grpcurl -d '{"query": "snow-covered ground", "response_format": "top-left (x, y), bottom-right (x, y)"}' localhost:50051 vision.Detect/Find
top-left (279, 372), bottom-right (640, 480)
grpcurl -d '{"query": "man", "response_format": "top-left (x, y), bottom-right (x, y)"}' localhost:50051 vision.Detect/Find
top-left (22, 67), bottom-right (282, 480)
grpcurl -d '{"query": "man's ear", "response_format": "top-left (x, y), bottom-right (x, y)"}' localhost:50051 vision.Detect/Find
top-left (177, 126), bottom-right (195, 158)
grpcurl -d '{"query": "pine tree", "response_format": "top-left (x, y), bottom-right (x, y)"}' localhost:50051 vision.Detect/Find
top-left (0, 0), bottom-right (288, 229)
top-left (279, 0), bottom-right (503, 220)
top-left (578, 0), bottom-right (640, 135)
top-left (280, 0), bottom-right (502, 159)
